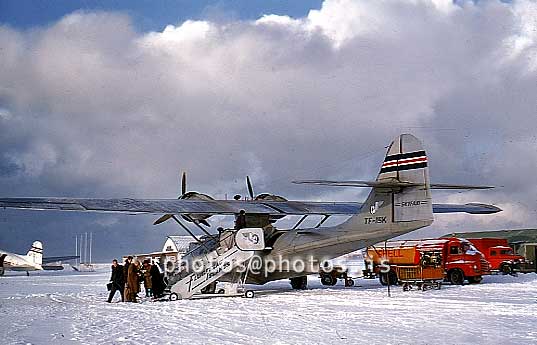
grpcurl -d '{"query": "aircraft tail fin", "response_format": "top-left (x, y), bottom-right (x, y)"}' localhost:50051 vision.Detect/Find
top-left (26, 241), bottom-right (43, 266)
top-left (349, 134), bottom-right (433, 227)
top-left (369, 133), bottom-right (433, 223)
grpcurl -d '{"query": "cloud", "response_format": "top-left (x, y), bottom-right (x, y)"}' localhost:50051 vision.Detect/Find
top-left (1, 1), bottom-right (536, 258)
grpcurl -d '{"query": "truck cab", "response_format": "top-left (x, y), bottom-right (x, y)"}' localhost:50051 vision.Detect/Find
top-left (441, 238), bottom-right (490, 284)
top-left (466, 238), bottom-right (532, 274)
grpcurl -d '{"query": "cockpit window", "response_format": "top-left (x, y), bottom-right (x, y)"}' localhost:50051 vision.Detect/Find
top-left (450, 246), bottom-right (460, 255)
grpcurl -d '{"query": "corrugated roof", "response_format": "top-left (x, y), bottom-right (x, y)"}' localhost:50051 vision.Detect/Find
top-left (167, 235), bottom-right (195, 252)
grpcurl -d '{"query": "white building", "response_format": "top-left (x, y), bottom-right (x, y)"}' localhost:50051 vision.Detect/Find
top-left (123, 235), bottom-right (195, 270)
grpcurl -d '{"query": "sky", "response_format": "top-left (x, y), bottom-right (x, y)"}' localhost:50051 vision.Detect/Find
top-left (0, 0), bottom-right (536, 261)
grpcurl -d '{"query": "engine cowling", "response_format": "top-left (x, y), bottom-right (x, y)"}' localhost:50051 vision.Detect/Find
top-left (254, 193), bottom-right (287, 222)
top-left (180, 191), bottom-right (214, 226)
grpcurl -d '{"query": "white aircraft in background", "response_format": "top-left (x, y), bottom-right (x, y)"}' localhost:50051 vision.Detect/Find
top-left (0, 241), bottom-right (78, 276)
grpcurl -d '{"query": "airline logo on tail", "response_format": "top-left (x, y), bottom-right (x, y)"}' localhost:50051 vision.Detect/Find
top-left (380, 150), bottom-right (428, 174)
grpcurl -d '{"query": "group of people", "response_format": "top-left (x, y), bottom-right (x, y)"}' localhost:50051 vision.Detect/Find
top-left (107, 256), bottom-right (165, 303)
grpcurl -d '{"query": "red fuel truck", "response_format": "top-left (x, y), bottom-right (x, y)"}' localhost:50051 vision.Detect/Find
top-left (466, 238), bottom-right (533, 274)
top-left (364, 237), bottom-right (490, 286)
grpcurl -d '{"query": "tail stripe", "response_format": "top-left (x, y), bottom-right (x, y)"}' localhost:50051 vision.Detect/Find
top-left (383, 150), bottom-right (426, 162)
top-left (381, 150), bottom-right (428, 174)
top-left (29, 246), bottom-right (43, 254)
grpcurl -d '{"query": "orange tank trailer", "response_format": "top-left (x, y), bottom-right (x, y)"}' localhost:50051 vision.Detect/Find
top-left (364, 238), bottom-right (489, 287)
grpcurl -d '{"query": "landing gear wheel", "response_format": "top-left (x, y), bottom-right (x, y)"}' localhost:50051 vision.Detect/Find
top-left (244, 290), bottom-right (255, 298)
top-left (500, 264), bottom-right (513, 275)
top-left (169, 292), bottom-right (181, 301)
top-left (290, 276), bottom-right (308, 290)
top-left (344, 278), bottom-right (354, 287)
top-left (321, 275), bottom-right (337, 286)
top-left (449, 269), bottom-right (464, 285)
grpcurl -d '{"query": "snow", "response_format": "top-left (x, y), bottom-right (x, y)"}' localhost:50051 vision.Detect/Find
top-left (1, 268), bottom-right (536, 345)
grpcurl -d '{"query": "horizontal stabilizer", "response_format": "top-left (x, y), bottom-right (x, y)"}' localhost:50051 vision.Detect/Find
top-left (292, 180), bottom-right (494, 190)
top-left (429, 183), bottom-right (494, 190)
top-left (432, 203), bottom-right (502, 214)
top-left (42, 255), bottom-right (80, 264)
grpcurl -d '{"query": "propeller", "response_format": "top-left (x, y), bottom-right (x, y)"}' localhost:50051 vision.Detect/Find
top-left (246, 176), bottom-right (254, 200)
top-left (154, 214), bottom-right (173, 225)
top-left (181, 171), bottom-right (186, 195)
top-left (244, 176), bottom-right (287, 223)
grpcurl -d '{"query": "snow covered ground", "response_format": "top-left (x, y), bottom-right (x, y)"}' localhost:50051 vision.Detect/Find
top-left (1, 268), bottom-right (536, 345)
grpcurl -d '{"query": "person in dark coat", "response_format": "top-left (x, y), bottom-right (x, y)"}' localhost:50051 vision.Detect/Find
top-left (235, 210), bottom-right (247, 230)
top-left (149, 261), bottom-right (164, 299)
top-left (107, 259), bottom-right (125, 303)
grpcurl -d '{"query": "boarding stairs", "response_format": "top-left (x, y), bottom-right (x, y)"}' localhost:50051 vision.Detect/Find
top-left (168, 227), bottom-right (265, 300)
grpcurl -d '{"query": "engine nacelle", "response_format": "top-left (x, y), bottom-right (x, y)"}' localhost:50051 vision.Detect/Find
top-left (180, 191), bottom-right (214, 225)
top-left (254, 193), bottom-right (287, 202)
top-left (254, 194), bottom-right (287, 222)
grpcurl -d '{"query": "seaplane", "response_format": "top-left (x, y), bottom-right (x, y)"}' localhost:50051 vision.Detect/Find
top-left (0, 134), bottom-right (500, 298)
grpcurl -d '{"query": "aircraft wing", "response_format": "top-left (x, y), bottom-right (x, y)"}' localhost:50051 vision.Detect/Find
top-left (0, 197), bottom-right (501, 215)
top-left (42, 255), bottom-right (80, 264)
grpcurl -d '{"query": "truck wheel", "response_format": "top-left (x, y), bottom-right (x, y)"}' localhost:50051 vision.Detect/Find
top-left (500, 264), bottom-right (513, 275)
top-left (0, 267), bottom-right (4, 276)
top-left (345, 278), bottom-right (354, 287)
top-left (290, 276), bottom-right (308, 290)
top-left (449, 269), bottom-right (464, 285)
top-left (467, 276), bottom-right (482, 284)
top-left (244, 290), bottom-right (255, 298)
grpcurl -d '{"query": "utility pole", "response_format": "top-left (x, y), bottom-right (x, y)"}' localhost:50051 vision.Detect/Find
top-left (385, 240), bottom-right (391, 297)
top-left (75, 236), bottom-right (78, 267)
top-left (89, 232), bottom-right (92, 265)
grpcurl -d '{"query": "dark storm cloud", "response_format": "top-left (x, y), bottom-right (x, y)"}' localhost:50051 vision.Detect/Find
top-left (1, 0), bottom-right (536, 259)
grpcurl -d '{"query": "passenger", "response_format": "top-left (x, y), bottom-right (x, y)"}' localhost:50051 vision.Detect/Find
top-left (150, 261), bottom-right (165, 299)
top-left (235, 210), bottom-right (247, 230)
top-left (127, 258), bottom-right (141, 302)
top-left (107, 259), bottom-right (125, 303)
top-left (142, 260), bottom-right (153, 297)
top-left (123, 256), bottom-right (133, 302)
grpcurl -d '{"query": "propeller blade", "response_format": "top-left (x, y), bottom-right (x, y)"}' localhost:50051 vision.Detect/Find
top-left (154, 214), bottom-right (173, 225)
top-left (246, 176), bottom-right (254, 199)
top-left (181, 171), bottom-right (187, 195)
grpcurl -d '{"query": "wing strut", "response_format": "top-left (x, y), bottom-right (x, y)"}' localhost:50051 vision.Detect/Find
top-left (183, 214), bottom-right (218, 240)
top-left (171, 216), bottom-right (211, 251)
top-left (292, 215), bottom-right (308, 230)
top-left (315, 215), bottom-right (330, 228)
